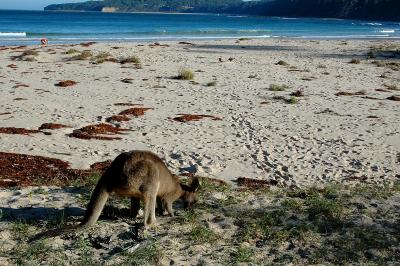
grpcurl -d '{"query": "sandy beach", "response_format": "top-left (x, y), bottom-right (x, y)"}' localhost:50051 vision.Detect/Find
top-left (0, 38), bottom-right (399, 265)
top-left (1, 38), bottom-right (399, 187)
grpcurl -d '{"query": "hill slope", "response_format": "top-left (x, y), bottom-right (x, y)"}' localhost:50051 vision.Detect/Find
top-left (253, 0), bottom-right (400, 21)
top-left (44, 0), bottom-right (400, 21)
top-left (44, 0), bottom-right (250, 13)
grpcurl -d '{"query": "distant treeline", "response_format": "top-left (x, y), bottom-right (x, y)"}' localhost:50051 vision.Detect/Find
top-left (44, 0), bottom-right (247, 13)
top-left (45, 0), bottom-right (400, 21)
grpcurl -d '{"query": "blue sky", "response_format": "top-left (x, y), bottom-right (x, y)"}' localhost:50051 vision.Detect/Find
top-left (0, 0), bottom-right (87, 10)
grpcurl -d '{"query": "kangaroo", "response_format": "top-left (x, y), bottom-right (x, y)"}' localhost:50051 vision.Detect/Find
top-left (30, 150), bottom-right (199, 242)
top-left (84, 150), bottom-right (199, 226)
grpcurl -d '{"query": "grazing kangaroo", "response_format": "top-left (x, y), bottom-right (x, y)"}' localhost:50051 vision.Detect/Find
top-left (30, 150), bottom-right (199, 242)
top-left (84, 150), bottom-right (199, 226)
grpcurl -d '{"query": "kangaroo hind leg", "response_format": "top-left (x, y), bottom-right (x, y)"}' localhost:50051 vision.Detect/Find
top-left (143, 189), bottom-right (158, 226)
top-left (165, 199), bottom-right (175, 217)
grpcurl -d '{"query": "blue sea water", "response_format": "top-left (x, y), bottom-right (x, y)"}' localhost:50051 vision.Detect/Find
top-left (0, 10), bottom-right (399, 45)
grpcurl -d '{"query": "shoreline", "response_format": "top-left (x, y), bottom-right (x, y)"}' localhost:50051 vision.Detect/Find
top-left (1, 10), bottom-right (400, 46)
top-left (2, 35), bottom-right (400, 48)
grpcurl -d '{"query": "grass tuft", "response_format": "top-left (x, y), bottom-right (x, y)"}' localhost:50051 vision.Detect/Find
top-left (95, 51), bottom-right (112, 59)
top-left (78, 50), bottom-right (93, 60)
top-left (231, 245), bottom-right (254, 263)
top-left (268, 84), bottom-right (289, 91)
top-left (349, 58), bottom-right (361, 64)
top-left (22, 50), bottom-right (39, 56)
top-left (74, 236), bottom-right (94, 265)
top-left (176, 209), bottom-right (201, 224)
top-left (69, 50), bottom-right (93, 60)
top-left (121, 241), bottom-right (161, 266)
top-left (306, 196), bottom-right (344, 222)
top-left (119, 56), bottom-right (141, 65)
top-left (11, 220), bottom-right (30, 240)
top-left (65, 48), bottom-right (79, 54)
top-left (177, 68), bottom-right (195, 80)
top-left (190, 224), bottom-right (217, 244)
top-left (13, 241), bottom-right (57, 265)
top-left (286, 96), bottom-right (298, 104)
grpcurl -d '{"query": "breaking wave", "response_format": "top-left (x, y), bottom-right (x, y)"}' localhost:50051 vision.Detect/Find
top-left (0, 32), bottom-right (26, 37)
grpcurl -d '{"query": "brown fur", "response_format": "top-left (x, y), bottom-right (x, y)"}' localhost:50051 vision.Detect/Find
top-left (83, 150), bottom-right (199, 226)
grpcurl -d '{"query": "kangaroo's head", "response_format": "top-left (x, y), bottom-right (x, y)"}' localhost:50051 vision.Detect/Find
top-left (180, 177), bottom-right (200, 210)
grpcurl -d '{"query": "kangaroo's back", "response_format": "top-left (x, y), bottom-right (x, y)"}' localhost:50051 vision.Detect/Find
top-left (126, 151), bottom-right (182, 196)
top-left (102, 151), bottom-right (175, 192)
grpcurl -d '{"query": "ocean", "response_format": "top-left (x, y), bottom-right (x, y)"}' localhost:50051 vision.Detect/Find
top-left (0, 10), bottom-right (399, 45)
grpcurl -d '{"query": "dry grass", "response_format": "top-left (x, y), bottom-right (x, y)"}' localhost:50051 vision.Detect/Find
top-left (349, 58), bottom-right (361, 64)
top-left (69, 50), bottom-right (93, 61)
top-left (268, 84), bottom-right (289, 91)
top-left (22, 50), bottom-right (39, 56)
top-left (92, 52), bottom-right (116, 64)
top-left (65, 49), bottom-right (79, 55)
top-left (119, 56), bottom-right (141, 65)
top-left (95, 52), bottom-right (111, 59)
top-left (177, 68), bottom-right (195, 80)
top-left (12, 50), bottom-right (39, 61)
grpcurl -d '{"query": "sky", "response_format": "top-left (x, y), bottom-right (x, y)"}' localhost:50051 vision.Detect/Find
top-left (0, 0), bottom-right (87, 10)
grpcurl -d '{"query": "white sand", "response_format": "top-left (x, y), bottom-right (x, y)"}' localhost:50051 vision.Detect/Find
top-left (0, 39), bottom-right (399, 187)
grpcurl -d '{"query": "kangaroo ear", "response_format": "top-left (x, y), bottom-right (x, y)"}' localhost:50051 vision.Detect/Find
top-left (190, 177), bottom-right (200, 191)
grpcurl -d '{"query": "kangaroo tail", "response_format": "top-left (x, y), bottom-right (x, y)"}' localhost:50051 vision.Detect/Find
top-left (29, 178), bottom-right (110, 243)
top-left (28, 176), bottom-right (110, 243)
top-left (81, 177), bottom-right (110, 226)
